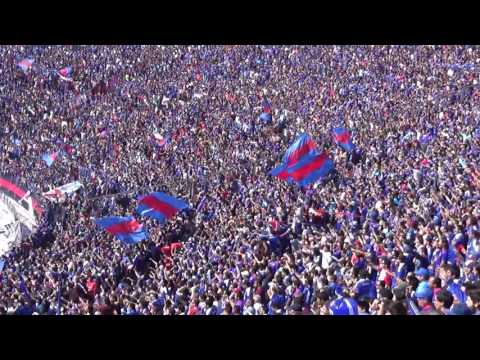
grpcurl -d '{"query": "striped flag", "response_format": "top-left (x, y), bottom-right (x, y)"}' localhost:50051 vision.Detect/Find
top-left (96, 216), bottom-right (148, 245)
top-left (269, 133), bottom-right (333, 187)
top-left (136, 192), bottom-right (189, 223)
top-left (17, 58), bottom-right (34, 72)
top-left (332, 127), bottom-right (355, 153)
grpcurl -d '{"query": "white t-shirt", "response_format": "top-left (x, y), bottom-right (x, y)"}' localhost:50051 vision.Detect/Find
top-left (321, 251), bottom-right (332, 270)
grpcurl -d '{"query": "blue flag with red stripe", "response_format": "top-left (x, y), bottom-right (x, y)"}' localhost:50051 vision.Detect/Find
top-left (282, 133), bottom-right (317, 165)
top-left (332, 127), bottom-right (355, 153)
top-left (96, 216), bottom-right (147, 244)
top-left (136, 192), bottom-right (189, 224)
top-left (17, 58), bottom-right (34, 72)
top-left (259, 97), bottom-right (273, 123)
top-left (269, 133), bottom-right (334, 187)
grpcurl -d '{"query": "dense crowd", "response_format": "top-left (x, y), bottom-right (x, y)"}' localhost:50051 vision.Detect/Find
top-left (0, 45), bottom-right (479, 315)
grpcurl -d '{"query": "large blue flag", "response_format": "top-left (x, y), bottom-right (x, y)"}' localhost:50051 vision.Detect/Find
top-left (96, 216), bottom-right (147, 244)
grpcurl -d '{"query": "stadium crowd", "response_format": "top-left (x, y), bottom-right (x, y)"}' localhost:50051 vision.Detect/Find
top-left (0, 45), bottom-right (480, 315)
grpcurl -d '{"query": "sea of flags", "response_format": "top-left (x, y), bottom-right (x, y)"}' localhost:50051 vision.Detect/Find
top-left (96, 192), bottom-right (189, 245)
top-left (332, 127), bottom-right (355, 153)
top-left (269, 133), bottom-right (334, 187)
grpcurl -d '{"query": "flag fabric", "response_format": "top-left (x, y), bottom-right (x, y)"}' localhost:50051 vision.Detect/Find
top-left (96, 216), bottom-right (147, 244)
top-left (153, 133), bottom-right (169, 147)
top-left (279, 152), bottom-right (335, 187)
top-left (332, 127), bottom-right (355, 153)
top-left (136, 192), bottom-right (189, 223)
top-left (58, 66), bottom-right (73, 81)
top-left (42, 152), bottom-right (58, 167)
top-left (262, 97), bottom-right (272, 114)
top-left (259, 112), bottom-right (272, 123)
top-left (17, 58), bottom-right (34, 72)
top-left (196, 195), bottom-right (207, 211)
top-left (269, 133), bottom-right (317, 177)
top-left (259, 97), bottom-right (273, 123)
top-left (282, 133), bottom-right (317, 165)
top-left (43, 181), bottom-right (83, 199)
top-left (269, 133), bottom-right (334, 187)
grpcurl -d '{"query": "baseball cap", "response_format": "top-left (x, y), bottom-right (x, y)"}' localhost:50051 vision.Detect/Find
top-left (448, 303), bottom-right (474, 316)
top-left (415, 281), bottom-right (433, 300)
top-left (415, 268), bottom-right (430, 279)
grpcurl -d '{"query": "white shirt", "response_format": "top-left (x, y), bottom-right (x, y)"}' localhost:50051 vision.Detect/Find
top-left (321, 251), bottom-right (332, 270)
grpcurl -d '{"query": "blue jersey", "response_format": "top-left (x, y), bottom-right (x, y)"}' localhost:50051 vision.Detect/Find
top-left (355, 279), bottom-right (376, 300)
top-left (329, 297), bottom-right (358, 315)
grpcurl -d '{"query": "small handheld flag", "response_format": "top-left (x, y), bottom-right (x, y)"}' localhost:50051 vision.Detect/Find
top-left (136, 192), bottom-right (189, 223)
top-left (42, 152), bottom-right (58, 167)
top-left (332, 127), bottom-right (355, 153)
top-left (58, 66), bottom-right (73, 81)
top-left (17, 58), bottom-right (34, 73)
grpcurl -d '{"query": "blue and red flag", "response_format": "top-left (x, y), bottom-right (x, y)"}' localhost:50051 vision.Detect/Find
top-left (136, 192), bottom-right (189, 223)
top-left (282, 133), bottom-right (317, 165)
top-left (269, 133), bottom-right (334, 187)
top-left (281, 152), bottom-right (335, 187)
top-left (153, 133), bottom-right (169, 148)
top-left (332, 127), bottom-right (355, 153)
top-left (269, 133), bottom-right (316, 177)
top-left (58, 66), bottom-right (73, 81)
top-left (42, 152), bottom-right (58, 167)
top-left (17, 58), bottom-right (34, 73)
top-left (96, 216), bottom-right (147, 244)
top-left (262, 97), bottom-right (272, 114)
top-left (259, 97), bottom-right (273, 123)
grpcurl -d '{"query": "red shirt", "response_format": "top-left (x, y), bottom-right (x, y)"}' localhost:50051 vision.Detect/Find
top-left (86, 279), bottom-right (97, 296)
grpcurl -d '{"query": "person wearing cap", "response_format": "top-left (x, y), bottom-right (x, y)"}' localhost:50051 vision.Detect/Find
top-left (329, 287), bottom-right (358, 315)
top-left (414, 281), bottom-right (434, 314)
top-left (415, 267), bottom-right (430, 282)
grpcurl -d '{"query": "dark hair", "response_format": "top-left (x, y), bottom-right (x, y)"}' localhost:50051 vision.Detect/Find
top-left (224, 302), bottom-right (232, 314)
top-left (431, 277), bottom-right (442, 288)
top-left (436, 289), bottom-right (454, 309)
top-left (357, 297), bottom-right (370, 312)
top-left (467, 289), bottom-right (480, 306)
top-left (447, 264), bottom-right (460, 279)
top-left (379, 288), bottom-right (393, 300)
top-left (315, 290), bottom-right (330, 304)
top-left (407, 276), bottom-right (419, 290)
top-left (387, 301), bottom-right (407, 315)
top-left (393, 287), bottom-right (406, 301)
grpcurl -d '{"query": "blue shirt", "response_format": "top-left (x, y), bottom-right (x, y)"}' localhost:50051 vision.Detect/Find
top-left (329, 297), bottom-right (358, 315)
top-left (355, 279), bottom-right (376, 300)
